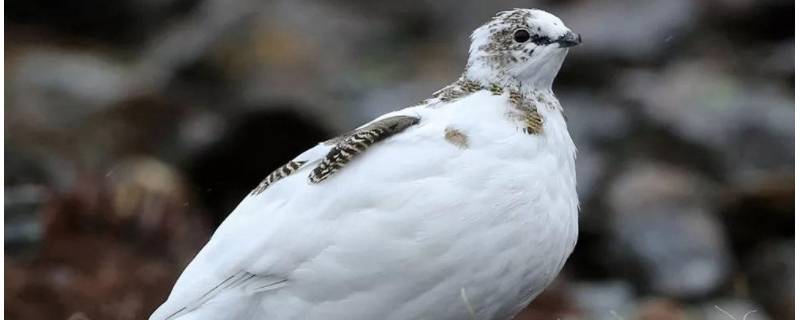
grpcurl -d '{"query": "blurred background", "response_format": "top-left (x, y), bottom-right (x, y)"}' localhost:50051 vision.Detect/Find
top-left (4, 0), bottom-right (794, 319)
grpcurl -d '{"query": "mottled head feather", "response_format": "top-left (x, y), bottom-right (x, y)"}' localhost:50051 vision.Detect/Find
top-left (466, 9), bottom-right (577, 90)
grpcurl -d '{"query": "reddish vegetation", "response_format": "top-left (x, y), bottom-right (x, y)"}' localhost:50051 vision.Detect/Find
top-left (6, 168), bottom-right (211, 320)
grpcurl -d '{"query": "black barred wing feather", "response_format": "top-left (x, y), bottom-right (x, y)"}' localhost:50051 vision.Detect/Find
top-left (309, 115), bottom-right (420, 183)
top-left (250, 115), bottom-right (419, 195)
top-left (251, 160), bottom-right (308, 195)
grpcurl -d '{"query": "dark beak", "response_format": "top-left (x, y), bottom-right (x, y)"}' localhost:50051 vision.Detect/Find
top-left (556, 32), bottom-right (581, 48)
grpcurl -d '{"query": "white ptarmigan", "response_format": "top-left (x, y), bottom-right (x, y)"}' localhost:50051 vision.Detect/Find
top-left (152, 8), bottom-right (581, 320)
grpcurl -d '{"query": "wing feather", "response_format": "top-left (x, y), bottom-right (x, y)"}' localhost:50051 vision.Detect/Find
top-left (309, 115), bottom-right (420, 183)
top-left (150, 109), bottom-right (423, 320)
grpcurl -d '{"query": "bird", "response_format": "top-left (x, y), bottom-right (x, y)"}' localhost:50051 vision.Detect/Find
top-left (151, 8), bottom-right (581, 320)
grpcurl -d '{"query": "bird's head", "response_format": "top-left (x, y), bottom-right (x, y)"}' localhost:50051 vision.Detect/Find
top-left (465, 9), bottom-right (580, 90)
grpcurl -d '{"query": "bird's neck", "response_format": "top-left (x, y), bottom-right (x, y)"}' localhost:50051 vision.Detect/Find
top-left (428, 68), bottom-right (563, 114)
top-left (458, 73), bottom-right (553, 99)
top-left (463, 51), bottom-right (568, 95)
top-left (462, 68), bottom-right (553, 98)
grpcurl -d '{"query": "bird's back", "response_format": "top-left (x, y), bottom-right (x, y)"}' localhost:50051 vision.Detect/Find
top-left (152, 89), bottom-right (578, 320)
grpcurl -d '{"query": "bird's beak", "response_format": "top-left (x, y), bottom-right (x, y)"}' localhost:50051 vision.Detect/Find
top-left (556, 32), bottom-right (581, 48)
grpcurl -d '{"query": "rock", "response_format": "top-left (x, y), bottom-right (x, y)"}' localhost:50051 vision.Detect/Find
top-left (561, 92), bottom-right (630, 144)
top-left (744, 241), bottom-right (794, 320)
top-left (558, 0), bottom-right (699, 60)
top-left (131, 0), bottom-right (268, 94)
top-left (617, 62), bottom-right (794, 180)
top-left (5, 184), bottom-right (47, 258)
top-left (607, 161), bottom-right (731, 298)
top-left (354, 80), bottom-right (443, 124)
top-left (187, 107), bottom-right (331, 226)
top-left (720, 172), bottom-right (793, 255)
top-left (177, 111), bottom-right (227, 156)
top-left (757, 40), bottom-right (794, 80)
top-left (701, 299), bottom-right (769, 320)
top-left (6, 0), bottom-right (165, 46)
top-left (106, 157), bottom-right (192, 237)
top-left (635, 298), bottom-right (688, 320)
top-left (570, 280), bottom-right (636, 320)
top-left (223, 0), bottom-right (395, 128)
top-left (574, 149), bottom-right (607, 209)
top-left (7, 49), bottom-right (129, 130)
top-left (560, 91), bottom-right (630, 206)
top-left (5, 145), bottom-right (53, 258)
top-left (40, 156), bottom-right (211, 261)
top-left (700, 0), bottom-right (793, 48)
top-left (515, 276), bottom-right (581, 320)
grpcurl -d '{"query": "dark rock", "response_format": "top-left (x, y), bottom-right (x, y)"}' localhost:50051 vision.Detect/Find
top-left (7, 0), bottom-right (207, 48)
top-left (187, 107), bottom-right (331, 227)
top-left (720, 173), bottom-right (793, 255)
top-left (745, 241), bottom-right (794, 320)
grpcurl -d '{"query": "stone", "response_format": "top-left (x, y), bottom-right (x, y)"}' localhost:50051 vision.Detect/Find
top-left (570, 280), bottom-right (636, 320)
top-left (558, 0), bottom-right (699, 60)
top-left (617, 62), bottom-right (794, 180)
top-left (607, 161), bottom-right (731, 298)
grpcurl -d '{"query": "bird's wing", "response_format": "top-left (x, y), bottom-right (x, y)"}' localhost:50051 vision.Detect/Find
top-left (252, 114), bottom-right (420, 193)
top-left (309, 115), bottom-right (420, 183)
top-left (150, 110), bottom-right (423, 320)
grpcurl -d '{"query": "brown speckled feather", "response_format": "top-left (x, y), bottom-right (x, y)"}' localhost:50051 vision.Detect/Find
top-left (508, 89), bottom-right (544, 134)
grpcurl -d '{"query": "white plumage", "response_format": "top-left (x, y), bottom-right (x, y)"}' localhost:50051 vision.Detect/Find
top-left (152, 8), bottom-right (580, 320)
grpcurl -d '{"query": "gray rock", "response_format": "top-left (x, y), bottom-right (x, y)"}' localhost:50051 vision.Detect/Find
top-left (561, 91), bottom-right (630, 144)
top-left (8, 49), bottom-right (129, 129)
top-left (354, 80), bottom-right (441, 124)
top-left (608, 161), bottom-right (731, 298)
top-left (758, 40), bottom-right (794, 78)
top-left (557, 0), bottom-right (699, 60)
top-left (570, 280), bottom-right (636, 320)
top-left (5, 184), bottom-right (46, 257)
top-left (618, 62), bottom-right (794, 178)
top-left (574, 148), bottom-right (607, 209)
top-left (700, 299), bottom-right (770, 320)
top-left (559, 92), bottom-right (630, 206)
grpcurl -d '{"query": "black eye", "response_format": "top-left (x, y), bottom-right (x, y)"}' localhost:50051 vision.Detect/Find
top-left (513, 30), bottom-right (530, 43)
top-left (531, 34), bottom-right (550, 45)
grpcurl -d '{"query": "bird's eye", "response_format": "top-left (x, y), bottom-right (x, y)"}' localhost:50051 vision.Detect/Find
top-left (513, 30), bottom-right (530, 43)
top-left (531, 34), bottom-right (550, 45)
